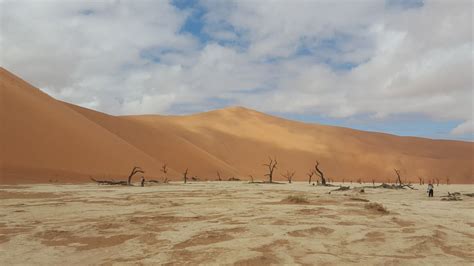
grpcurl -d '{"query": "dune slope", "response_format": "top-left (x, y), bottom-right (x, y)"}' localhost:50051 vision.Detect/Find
top-left (131, 108), bottom-right (473, 183)
top-left (1, 68), bottom-right (472, 183)
top-left (0, 68), bottom-right (171, 183)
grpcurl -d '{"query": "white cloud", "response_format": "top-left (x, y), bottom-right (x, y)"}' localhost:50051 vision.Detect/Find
top-left (0, 0), bottom-right (472, 138)
top-left (452, 120), bottom-right (474, 136)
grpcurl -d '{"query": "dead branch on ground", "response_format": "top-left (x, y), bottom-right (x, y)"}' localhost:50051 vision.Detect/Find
top-left (90, 178), bottom-right (127, 186)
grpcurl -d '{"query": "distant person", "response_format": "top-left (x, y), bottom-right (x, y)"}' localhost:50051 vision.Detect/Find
top-left (141, 176), bottom-right (145, 187)
top-left (427, 183), bottom-right (434, 197)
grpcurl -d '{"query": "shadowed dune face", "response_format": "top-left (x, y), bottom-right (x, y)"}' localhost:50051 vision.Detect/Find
top-left (0, 67), bottom-right (473, 184)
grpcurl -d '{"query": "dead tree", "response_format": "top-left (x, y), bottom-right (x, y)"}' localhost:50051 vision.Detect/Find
top-left (161, 163), bottom-right (168, 182)
top-left (314, 161), bottom-right (326, 186)
top-left (307, 170), bottom-right (314, 184)
top-left (183, 168), bottom-right (188, 184)
top-left (127, 166), bottom-right (144, 185)
top-left (248, 175), bottom-right (254, 183)
top-left (217, 171), bottom-right (222, 181)
top-left (263, 157), bottom-right (277, 183)
top-left (282, 171), bottom-right (295, 184)
top-left (394, 169), bottom-right (402, 187)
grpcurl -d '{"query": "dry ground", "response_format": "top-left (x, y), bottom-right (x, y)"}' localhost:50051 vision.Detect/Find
top-left (0, 182), bottom-right (473, 265)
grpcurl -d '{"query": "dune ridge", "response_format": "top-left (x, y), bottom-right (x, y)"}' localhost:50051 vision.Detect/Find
top-left (1, 67), bottom-right (472, 184)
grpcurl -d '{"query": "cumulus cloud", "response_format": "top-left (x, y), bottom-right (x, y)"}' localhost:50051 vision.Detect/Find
top-left (451, 120), bottom-right (474, 136)
top-left (0, 0), bottom-right (472, 138)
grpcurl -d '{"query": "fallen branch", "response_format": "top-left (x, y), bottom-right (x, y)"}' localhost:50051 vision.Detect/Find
top-left (331, 186), bottom-right (350, 192)
top-left (90, 178), bottom-right (128, 186)
top-left (368, 183), bottom-right (417, 190)
top-left (441, 192), bottom-right (462, 201)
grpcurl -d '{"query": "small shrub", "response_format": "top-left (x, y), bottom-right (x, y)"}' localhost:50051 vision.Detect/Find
top-left (284, 195), bottom-right (309, 204)
top-left (364, 202), bottom-right (389, 214)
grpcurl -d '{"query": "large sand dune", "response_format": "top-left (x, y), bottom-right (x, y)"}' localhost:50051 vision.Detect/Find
top-left (0, 67), bottom-right (472, 183)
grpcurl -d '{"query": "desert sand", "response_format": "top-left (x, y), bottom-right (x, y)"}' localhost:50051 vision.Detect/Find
top-left (1, 182), bottom-right (473, 265)
top-left (1, 67), bottom-right (473, 184)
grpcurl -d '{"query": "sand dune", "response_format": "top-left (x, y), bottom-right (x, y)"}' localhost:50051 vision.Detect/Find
top-left (0, 67), bottom-right (472, 183)
top-left (0, 68), bottom-right (172, 183)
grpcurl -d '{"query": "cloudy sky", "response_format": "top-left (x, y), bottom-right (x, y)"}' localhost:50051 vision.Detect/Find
top-left (1, 0), bottom-right (472, 140)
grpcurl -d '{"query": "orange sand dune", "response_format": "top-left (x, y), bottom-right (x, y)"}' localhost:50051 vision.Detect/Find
top-left (0, 68), bottom-right (175, 183)
top-left (1, 67), bottom-right (472, 183)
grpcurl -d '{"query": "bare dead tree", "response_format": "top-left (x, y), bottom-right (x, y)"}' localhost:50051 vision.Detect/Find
top-left (183, 168), bottom-right (188, 184)
top-left (160, 163), bottom-right (168, 182)
top-left (314, 161), bottom-right (326, 185)
top-left (248, 175), bottom-right (254, 183)
top-left (394, 169), bottom-right (402, 187)
top-left (307, 170), bottom-right (314, 184)
top-left (263, 157), bottom-right (277, 183)
top-left (282, 170), bottom-right (295, 184)
top-left (127, 166), bottom-right (144, 185)
top-left (217, 171), bottom-right (222, 181)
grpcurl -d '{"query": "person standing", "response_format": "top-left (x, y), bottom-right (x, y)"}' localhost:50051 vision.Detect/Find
top-left (427, 183), bottom-right (434, 197)
top-left (141, 176), bottom-right (145, 187)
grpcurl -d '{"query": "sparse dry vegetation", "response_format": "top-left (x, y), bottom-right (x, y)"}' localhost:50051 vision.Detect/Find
top-left (283, 195), bottom-right (309, 204)
top-left (364, 202), bottom-right (389, 214)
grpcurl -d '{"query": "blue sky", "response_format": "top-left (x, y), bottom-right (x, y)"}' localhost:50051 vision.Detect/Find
top-left (1, 0), bottom-right (472, 140)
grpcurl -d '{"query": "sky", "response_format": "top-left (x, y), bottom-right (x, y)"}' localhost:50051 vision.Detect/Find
top-left (0, 0), bottom-right (472, 140)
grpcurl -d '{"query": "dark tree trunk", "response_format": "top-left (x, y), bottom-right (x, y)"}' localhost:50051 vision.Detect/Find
top-left (314, 161), bottom-right (326, 185)
top-left (183, 168), bottom-right (188, 184)
top-left (263, 157), bottom-right (277, 183)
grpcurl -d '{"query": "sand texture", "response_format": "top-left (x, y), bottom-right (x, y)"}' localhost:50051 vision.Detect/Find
top-left (0, 182), bottom-right (473, 265)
